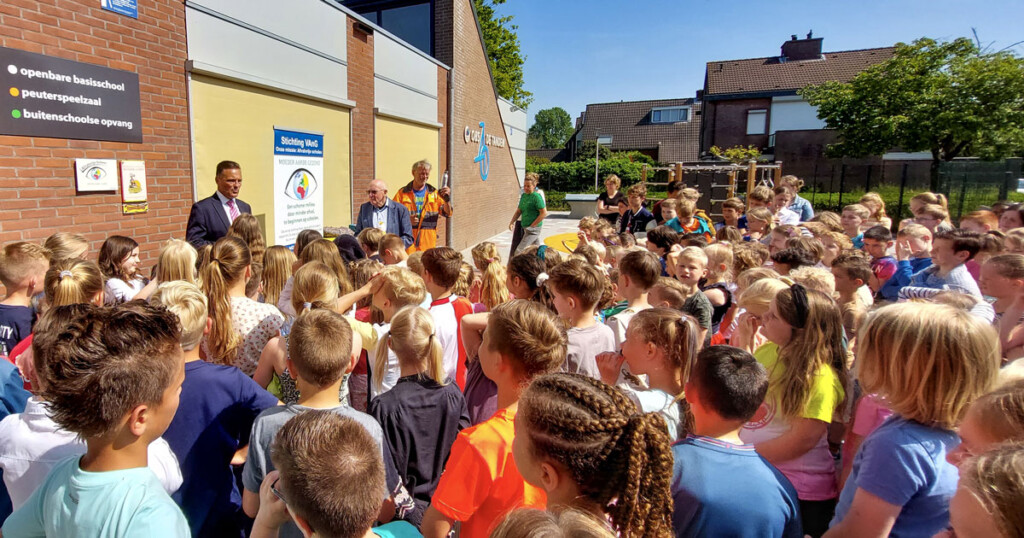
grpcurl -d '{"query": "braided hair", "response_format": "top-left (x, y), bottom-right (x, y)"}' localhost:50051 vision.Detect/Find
top-left (519, 373), bottom-right (674, 538)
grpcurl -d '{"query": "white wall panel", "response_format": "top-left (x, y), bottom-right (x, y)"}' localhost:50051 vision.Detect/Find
top-left (188, 0), bottom-right (346, 60)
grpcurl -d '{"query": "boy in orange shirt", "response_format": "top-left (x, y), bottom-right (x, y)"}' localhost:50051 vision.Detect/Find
top-left (421, 300), bottom-right (567, 538)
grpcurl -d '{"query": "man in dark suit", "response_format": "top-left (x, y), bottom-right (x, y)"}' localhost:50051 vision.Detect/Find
top-left (353, 179), bottom-right (414, 249)
top-left (186, 160), bottom-right (252, 248)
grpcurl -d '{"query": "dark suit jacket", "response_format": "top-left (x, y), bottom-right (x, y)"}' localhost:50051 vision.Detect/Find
top-left (353, 199), bottom-right (414, 248)
top-left (186, 193), bottom-right (252, 248)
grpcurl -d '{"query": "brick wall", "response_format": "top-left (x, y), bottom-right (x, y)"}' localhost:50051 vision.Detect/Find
top-left (347, 18), bottom-right (374, 216)
top-left (447, 0), bottom-right (521, 251)
top-left (700, 97), bottom-right (772, 154)
top-left (0, 0), bottom-right (191, 264)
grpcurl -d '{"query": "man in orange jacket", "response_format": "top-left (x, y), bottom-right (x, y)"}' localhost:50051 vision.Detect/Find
top-left (394, 159), bottom-right (453, 252)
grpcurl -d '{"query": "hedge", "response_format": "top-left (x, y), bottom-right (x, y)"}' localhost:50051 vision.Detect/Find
top-left (528, 157), bottom-right (654, 193)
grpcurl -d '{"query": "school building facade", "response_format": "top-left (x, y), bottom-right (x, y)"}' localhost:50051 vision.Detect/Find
top-left (0, 0), bottom-right (525, 259)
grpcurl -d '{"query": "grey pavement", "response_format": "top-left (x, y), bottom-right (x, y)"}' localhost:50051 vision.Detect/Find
top-left (459, 211), bottom-right (580, 263)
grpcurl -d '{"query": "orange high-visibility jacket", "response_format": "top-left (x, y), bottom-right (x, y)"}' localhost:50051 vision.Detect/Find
top-left (394, 181), bottom-right (453, 252)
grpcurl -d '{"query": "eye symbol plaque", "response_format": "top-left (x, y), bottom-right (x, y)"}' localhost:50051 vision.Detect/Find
top-left (285, 168), bottom-right (318, 200)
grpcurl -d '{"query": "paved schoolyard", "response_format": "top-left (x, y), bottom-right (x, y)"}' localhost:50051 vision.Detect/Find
top-left (459, 211), bottom-right (580, 263)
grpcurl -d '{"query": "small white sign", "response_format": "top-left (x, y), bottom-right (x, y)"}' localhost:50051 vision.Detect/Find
top-left (74, 158), bottom-right (118, 192)
top-left (119, 160), bottom-right (147, 202)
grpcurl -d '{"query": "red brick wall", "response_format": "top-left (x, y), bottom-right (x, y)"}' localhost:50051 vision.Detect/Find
top-left (447, 0), bottom-right (521, 251)
top-left (435, 64), bottom-right (450, 246)
top-left (0, 0), bottom-right (191, 264)
top-left (347, 18), bottom-right (374, 216)
top-left (700, 97), bottom-right (772, 154)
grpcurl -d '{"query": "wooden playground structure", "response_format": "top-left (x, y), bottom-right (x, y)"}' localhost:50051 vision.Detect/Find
top-left (641, 160), bottom-right (784, 215)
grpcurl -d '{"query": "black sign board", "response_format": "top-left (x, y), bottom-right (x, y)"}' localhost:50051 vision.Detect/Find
top-left (0, 46), bottom-right (143, 143)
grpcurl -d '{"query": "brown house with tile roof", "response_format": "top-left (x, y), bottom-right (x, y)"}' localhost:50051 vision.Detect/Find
top-left (700, 34), bottom-right (894, 164)
top-left (568, 98), bottom-right (703, 163)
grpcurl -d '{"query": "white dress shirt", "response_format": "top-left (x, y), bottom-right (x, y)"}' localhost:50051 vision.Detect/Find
top-left (371, 199), bottom-right (390, 232)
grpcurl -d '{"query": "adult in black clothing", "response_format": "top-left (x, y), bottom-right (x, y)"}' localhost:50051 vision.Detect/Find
top-left (596, 174), bottom-right (624, 226)
top-left (185, 160), bottom-right (251, 248)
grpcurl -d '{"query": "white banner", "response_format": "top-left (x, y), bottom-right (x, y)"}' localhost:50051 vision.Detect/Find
top-left (273, 129), bottom-right (324, 247)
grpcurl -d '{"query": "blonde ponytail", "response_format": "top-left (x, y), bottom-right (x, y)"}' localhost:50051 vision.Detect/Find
top-left (373, 306), bottom-right (446, 392)
top-left (200, 236), bottom-right (249, 365)
top-left (44, 259), bottom-right (104, 307)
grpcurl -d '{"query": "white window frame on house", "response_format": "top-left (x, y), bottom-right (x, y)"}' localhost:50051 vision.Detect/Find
top-left (746, 109), bottom-right (768, 135)
top-left (651, 106), bottom-right (690, 124)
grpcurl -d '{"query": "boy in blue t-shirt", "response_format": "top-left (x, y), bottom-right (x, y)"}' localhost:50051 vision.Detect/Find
top-left (671, 345), bottom-right (802, 538)
top-left (2, 303), bottom-right (190, 537)
top-left (0, 242), bottom-right (48, 357)
top-left (152, 282), bottom-right (279, 538)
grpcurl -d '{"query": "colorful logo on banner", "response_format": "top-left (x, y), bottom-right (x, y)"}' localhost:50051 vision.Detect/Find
top-left (285, 168), bottom-right (318, 200)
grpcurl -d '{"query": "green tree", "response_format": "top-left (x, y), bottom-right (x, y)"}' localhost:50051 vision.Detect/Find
top-left (527, 107), bottom-right (573, 148)
top-left (802, 37), bottom-right (1024, 190)
top-left (474, 0), bottom-right (532, 109)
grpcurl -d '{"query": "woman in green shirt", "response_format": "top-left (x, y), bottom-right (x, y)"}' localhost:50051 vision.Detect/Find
top-left (509, 173), bottom-right (548, 255)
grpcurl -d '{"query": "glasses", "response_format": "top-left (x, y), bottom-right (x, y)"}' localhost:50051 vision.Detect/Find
top-left (271, 477), bottom-right (287, 504)
top-left (367, 189), bottom-right (384, 195)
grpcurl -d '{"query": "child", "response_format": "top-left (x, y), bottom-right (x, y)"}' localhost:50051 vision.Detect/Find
top-left (780, 175), bottom-right (814, 222)
top-left (942, 442), bottom-right (1024, 538)
top-left (878, 223), bottom-right (932, 301)
top-left (645, 226), bottom-right (681, 277)
top-left (152, 281), bottom-right (278, 538)
top-left (250, 411), bottom-right (418, 538)
top-left (261, 245), bottom-right (297, 310)
top-left (576, 216), bottom-right (598, 244)
top-left (745, 207), bottom-right (774, 243)
top-left (861, 226), bottom-right (897, 295)
top-left (242, 309), bottom-right (406, 535)
top-left (1, 303), bottom-right (189, 536)
top-left (770, 248), bottom-right (816, 277)
top-left (981, 255), bottom-right (1024, 324)
top-left (771, 186), bottom-right (801, 225)
top-left (618, 183), bottom-right (655, 234)
top-left (830, 252), bottom-right (873, 339)
top-left (899, 229), bottom-right (983, 300)
top-left (98, 235), bottom-right (158, 304)
top-left (673, 247), bottom-right (714, 343)
top-left (378, 233), bottom-right (410, 267)
top-left (679, 187), bottom-right (714, 232)
top-left (43, 232), bottom-right (88, 262)
top-left (597, 308), bottom-right (700, 440)
top-left (358, 227), bottom-right (386, 262)
top-left (201, 236), bottom-right (285, 375)
top-left (960, 209), bottom-right (999, 234)
top-left (818, 231), bottom-right (852, 267)
top-left (719, 197), bottom-right (746, 231)
top-left (840, 205), bottom-right (868, 249)
top-left (605, 250), bottom-right (659, 348)
top-left (909, 192), bottom-right (949, 227)
top-left (789, 266), bottom-right (836, 298)
top-left (335, 266), bottom-right (427, 399)
top-left (717, 225), bottom-right (743, 243)
top-left (546, 259), bottom-right (615, 377)
top-left (668, 200), bottom-right (714, 242)
top-left (914, 204), bottom-right (950, 234)
top-left (227, 213), bottom-right (266, 266)
top-left (728, 278), bottom-right (788, 354)
top-left (156, 239), bottom-right (199, 285)
top-left (423, 300), bottom-right (566, 538)
top-left (747, 185), bottom-right (774, 210)
top-left (253, 262), bottom-right (341, 403)
top-left (368, 305), bottom-right (471, 526)
top-left (827, 302), bottom-right (999, 537)
top-left (513, 373), bottom-right (675, 537)
top-left (672, 345), bottom-right (801, 538)
top-left (491, 508), bottom-right (614, 538)
top-left (858, 192), bottom-right (892, 230)
top-left (946, 379), bottom-right (1024, 467)
top-left (658, 197), bottom-right (679, 227)
top-left (701, 243), bottom-right (734, 335)
top-left (506, 251), bottom-right (548, 302)
top-left (999, 203), bottom-right (1024, 232)
top-left (245, 262), bottom-right (263, 301)
top-left (0, 242), bottom-right (48, 357)
top-left (740, 285), bottom-right (846, 537)
top-left (422, 247), bottom-right (475, 388)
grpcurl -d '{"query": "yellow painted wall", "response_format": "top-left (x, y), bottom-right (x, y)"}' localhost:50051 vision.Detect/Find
top-left (190, 75), bottom-right (351, 244)
top-left (374, 116), bottom-right (440, 195)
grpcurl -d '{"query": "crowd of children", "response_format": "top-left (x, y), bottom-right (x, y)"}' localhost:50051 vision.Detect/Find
top-left (2, 174), bottom-right (1024, 538)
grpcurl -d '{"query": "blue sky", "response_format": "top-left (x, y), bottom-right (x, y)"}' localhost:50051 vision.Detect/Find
top-left (499, 0), bottom-right (1024, 127)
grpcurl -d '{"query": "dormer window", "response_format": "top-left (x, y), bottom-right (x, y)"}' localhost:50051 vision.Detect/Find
top-left (651, 107), bottom-right (690, 124)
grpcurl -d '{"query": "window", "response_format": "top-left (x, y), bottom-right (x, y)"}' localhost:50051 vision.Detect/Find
top-left (651, 107), bottom-right (689, 124)
top-left (746, 109), bottom-right (767, 135)
top-left (380, 3), bottom-right (432, 55)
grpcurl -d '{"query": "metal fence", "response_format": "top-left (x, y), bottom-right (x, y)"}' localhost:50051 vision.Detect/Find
top-left (803, 158), bottom-right (1023, 226)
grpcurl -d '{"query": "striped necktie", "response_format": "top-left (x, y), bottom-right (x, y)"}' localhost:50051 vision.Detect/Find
top-left (227, 198), bottom-right (240, 222)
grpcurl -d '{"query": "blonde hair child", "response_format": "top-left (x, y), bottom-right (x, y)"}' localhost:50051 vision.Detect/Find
top-left (737, 285), bottom-right (847, 536)
top-left (980, 254), bottom-right (1024, 323)
top-left (859, 192), bottom-right (892, 230)
top-left (262, 245), bottom-right (297, 309)
top-left (729, 278), bottom-right (787, 353)
top-left (367, 305), bottom-right (470, 519)
top-left (253, 262), bottom-right (341, 403)
top-left (745, 207), bottom-right (774, 242)
top-left (156, 239), bottom-right (198, 285)
top-left (43, 232), bottom-right (88, 262)
top-left (201, 236), bottom-right (284, 375)
top-left (946, 442), bottom-right (1024, 538)
top-left (829, 302), bottom-right (999, 537)
top-left (946, 380), bottom-right (1024, 467)
top-left (701, 243), bottom-right (734, 337)
top-left (595, 308), bottom-right (701, 440)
